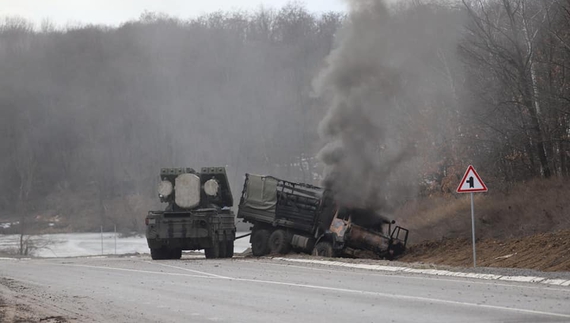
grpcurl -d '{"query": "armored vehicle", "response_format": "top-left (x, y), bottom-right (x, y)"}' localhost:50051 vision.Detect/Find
top-left (145, 167), bottom-right (236, 260)
top-left (237, 174), bottom-right (408, 259)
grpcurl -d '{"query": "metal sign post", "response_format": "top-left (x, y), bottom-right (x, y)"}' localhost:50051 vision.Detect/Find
top-left (470, 192), bottom-right (476, 267)
top-left (457, 165), bottom-right (488, 268)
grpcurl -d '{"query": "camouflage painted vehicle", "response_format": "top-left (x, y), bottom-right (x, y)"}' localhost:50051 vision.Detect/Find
top-left (237, 174), bottom-right (408, 259)
top-left (145, 167), bottom-right (236, 260)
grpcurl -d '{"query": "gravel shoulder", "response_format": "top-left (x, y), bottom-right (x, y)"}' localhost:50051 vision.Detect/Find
top-left (0, 277), bottom-right (71, 323)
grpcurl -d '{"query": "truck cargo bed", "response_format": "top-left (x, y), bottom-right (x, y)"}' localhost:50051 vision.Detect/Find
top-left (237, 174), bottom-right (323, 233)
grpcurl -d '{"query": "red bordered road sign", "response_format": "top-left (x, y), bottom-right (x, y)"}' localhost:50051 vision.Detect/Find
top-left (456, 165), bottom-right (488, 193)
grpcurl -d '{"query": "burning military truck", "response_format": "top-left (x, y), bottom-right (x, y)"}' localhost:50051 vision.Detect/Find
top-left (237, 174), bottom-right (408, 259)
top-left (145, 167), bottom-right (236, 260)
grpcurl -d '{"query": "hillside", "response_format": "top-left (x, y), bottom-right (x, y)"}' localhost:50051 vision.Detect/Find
top-left (397, 178), bottom-right (570, 244)
top-left (399, 230), bottom-right (570, 271)
top-left (394, 178), bottom-right (570, 271)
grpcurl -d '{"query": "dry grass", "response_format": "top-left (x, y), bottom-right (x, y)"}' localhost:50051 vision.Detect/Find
top-left (399, 229), bottom-right (570, 271)
top-left (395, 178), bottom-right (570, 244)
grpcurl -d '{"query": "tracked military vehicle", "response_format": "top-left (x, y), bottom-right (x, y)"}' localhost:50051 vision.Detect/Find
top-left (145, 167), bottom-right (236, 260)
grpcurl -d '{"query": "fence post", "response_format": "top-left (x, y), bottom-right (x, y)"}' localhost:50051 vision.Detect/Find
top-left (100, 226), bottom-right (104, 255)
top-left (114, 225), bottom-right (117, 255)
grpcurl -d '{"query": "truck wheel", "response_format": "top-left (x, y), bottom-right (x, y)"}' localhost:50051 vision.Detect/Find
top-left (205, 235), bottom-right (221, 259)
top-left (170, 248), bottom-right (182, 260)
top-left (219, 234), bottom-right (228, 258)
top-left (225, 240), bottom-right (234, 258)
top-left (251, 229), bottom-right (270, 257)
top-left (150, 248), bottom-right (166, 260)
top-left (388, 242), bottom-right (405, 260)
top-left (312, 241), bottom-right (334, 258)
top-left (268, 230), bottom-right (291, 255)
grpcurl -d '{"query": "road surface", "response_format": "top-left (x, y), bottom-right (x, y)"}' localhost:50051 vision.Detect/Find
top-left (0, 256), bottom-right (569, 322)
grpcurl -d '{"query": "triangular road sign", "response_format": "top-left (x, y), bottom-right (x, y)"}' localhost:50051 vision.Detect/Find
top-left (457, 165), bottom-right (488, 193)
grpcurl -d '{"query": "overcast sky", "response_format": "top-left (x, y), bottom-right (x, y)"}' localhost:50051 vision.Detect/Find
top-left (0, 0), bottom-right (347, 27)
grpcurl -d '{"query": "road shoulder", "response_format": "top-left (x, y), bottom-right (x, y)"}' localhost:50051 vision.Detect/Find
top-left (272, 256), bottom-right (570, 287)
top-left (0, 277), bottom-right (72, 323)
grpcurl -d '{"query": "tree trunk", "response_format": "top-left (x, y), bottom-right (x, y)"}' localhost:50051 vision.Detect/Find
top-left (522, 90), bottom-right (551, 178)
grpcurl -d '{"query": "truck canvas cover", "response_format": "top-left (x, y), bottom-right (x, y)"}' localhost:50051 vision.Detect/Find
top-left (238, 174), bottom-right (326, 233)
top-left (241, 175), bottom-right (278, 211)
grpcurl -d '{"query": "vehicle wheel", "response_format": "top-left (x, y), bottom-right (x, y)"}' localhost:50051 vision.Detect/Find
top-left (150, 248), bottom-right (166, 260)
top-left (225, 239), bottom-right (234, 258)
top-left (388, 242), bottom-right (405, 260)
top-left (251, 229), bottom-right (270, 257)
top-left (219, 234), bottom-right (228, 258)
top-left (205, 235), bottom-right (221, 259)
top-left (170, 248), bottom-right (182, 260)
top-left (312, 241), bottom-right (334, 258)
top-left (268, 230), bottom-right (291, 255)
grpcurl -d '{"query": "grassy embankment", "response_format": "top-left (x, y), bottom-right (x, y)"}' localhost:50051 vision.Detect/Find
top-left (395, 178), bottom-right (570, 271)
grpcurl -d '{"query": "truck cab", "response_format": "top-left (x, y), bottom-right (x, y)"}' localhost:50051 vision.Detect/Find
top-left (314, 207), bottom-right (408, 259)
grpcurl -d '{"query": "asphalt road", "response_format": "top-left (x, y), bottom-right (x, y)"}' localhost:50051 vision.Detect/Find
top-left (0, 256), bottom-right (569, 323)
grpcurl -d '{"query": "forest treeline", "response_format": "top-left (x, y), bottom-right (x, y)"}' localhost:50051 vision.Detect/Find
top-left (0, 0), bottom-right (569, 233)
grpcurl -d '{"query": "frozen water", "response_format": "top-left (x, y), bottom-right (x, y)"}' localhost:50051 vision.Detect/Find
top-left (0, 232), bottom-right (251, 258)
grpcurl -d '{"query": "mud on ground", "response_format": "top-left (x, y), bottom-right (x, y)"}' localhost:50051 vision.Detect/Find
top-left (398, 229), bottom-right (570, 272)
top-left (0, 277), bottom-right (71, 323)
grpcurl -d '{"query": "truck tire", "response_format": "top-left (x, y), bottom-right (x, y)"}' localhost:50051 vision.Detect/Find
top-left (268, 230), bottom-right (291, 255)
top-left (388, 241), bottom-right (405, 260)
top-left (150, 247), bottom-right (167, 260)
top-left (219, 234), bottom-right (228, 258)
top-left (170, 248), bottom-right (182, 260)
top-left (205, 234), bottom-right (221, 259)
top-left (312, 241), bottom-right (334, 258)
top-left (251, 229), bottom-right (270, 257)
top-left (225, 239), bottom-right (234, 258)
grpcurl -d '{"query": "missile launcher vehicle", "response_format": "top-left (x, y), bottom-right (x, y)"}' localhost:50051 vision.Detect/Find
top-left (145, 167), bottom-right (236, 260)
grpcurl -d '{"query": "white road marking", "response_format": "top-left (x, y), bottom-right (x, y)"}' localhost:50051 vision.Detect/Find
top-left (248, 261), bottom-right (570, 292)
top-left (230, 276), bottom-right (570, 319)
top-left (145, 261), bottom-right (231, 279)
top-left (48, 261), bottom-right (570, 319)
top-left (8, 256), bottom-right (569, 292)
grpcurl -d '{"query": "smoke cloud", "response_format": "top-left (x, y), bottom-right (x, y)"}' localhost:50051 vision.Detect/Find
top-left (314, 0), bottom-right (462, 211)
top-left (315, 0), bottom-right (406, 210)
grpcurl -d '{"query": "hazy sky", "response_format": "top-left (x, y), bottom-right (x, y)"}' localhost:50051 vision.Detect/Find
top-left (0, 0), bottom-right (347, 27)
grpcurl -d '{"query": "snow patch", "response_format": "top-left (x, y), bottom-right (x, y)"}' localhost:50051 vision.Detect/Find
top-left (273, 258), bottom-right (570, 287)
top-left (0, 232), bottom-right (251, 258)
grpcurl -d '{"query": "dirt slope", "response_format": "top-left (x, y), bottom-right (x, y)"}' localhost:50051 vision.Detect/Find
top-left (399, 229), bottom-right (570, 272)
top-left (396, 178), bottom-right (570, 245)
